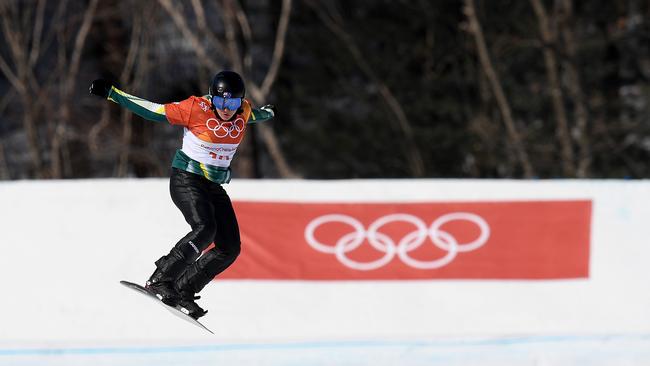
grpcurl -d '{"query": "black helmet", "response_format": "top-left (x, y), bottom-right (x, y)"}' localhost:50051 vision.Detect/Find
top-left (209, 71), bottom-right (245, 98)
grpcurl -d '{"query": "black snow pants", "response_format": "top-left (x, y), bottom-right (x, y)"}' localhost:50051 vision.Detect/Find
top-left (154, 168), bottom-right (241, 295)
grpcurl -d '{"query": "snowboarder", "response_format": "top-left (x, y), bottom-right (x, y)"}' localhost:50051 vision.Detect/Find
top-left (89, 71), bottom-right (275, 319)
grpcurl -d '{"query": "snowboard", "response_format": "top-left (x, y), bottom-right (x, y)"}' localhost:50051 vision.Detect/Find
top-left (119, 280), bottom-right (213, 334)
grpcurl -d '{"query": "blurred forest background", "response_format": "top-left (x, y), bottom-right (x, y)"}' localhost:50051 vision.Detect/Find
top-left (0, 0), bottom-right (648, 180)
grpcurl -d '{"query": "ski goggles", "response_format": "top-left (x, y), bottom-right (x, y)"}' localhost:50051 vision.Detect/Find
top-left (211, 95), bottom-right (242, 111)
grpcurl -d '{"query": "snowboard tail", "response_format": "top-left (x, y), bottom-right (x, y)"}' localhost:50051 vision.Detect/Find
top-left (119, 280), bottom-right (213, 334)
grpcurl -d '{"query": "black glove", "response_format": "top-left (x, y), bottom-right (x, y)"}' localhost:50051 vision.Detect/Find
top-left (89, 79), bottom-right (112, 98)
top-left (260, 104), bottom-right (276, 117)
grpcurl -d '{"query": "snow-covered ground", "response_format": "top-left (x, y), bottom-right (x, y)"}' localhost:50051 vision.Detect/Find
top-left (0, 178), bottom-right (649, 365)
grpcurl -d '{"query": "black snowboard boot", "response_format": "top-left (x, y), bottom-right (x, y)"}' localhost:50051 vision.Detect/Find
top-left (146, 276), bottom-right (181, 306)
top-left (145, 255), bottom-right (187, 306)
top-left (178, 291), bottom-right (208, 320)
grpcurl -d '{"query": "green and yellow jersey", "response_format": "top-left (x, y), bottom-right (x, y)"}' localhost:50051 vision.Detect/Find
top-left (107, 87), bottom-right (274, 183)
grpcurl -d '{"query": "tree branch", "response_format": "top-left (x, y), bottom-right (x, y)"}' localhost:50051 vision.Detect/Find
top-left (190, 0), bottom-right (227, 55)
top-left (463, 0), bottom-right (534, 177)
top-left (530, 0), bottom-right (575, 177)
top-left (28, 0), bottom-right (46, 67)
top-left (157, 0), bottom-right (220, 71)
top-left (0, 2), bottom-right (43, 177)
top-left (231, 0), bottom-right (254, 74)
top-left (558, 0), bottom-right (591, 177)
top-left (221, 0), bottom-right (244, 73)
top-left (259, 0), bottom-right (292, 97)
top-left (306, 0), bottom-right (425, 177)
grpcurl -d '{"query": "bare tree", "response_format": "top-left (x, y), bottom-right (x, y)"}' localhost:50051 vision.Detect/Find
top-left (463, 0), bottom-right (534, 178)
top-left (0, 141), bottom-right (7, 180)
top-left (88, 1), bottom-right (165, 178)
top-left (0, 0), bottom-right (99, 179)
top-left (530, 0), bottom-right (575, 177)
top-left (115, 6), bottom-right (144, 177)
top-left (557, 0), bottom-right (591, 177)
top-left (88, 104), bottom-right (111, 155)
top-left (304, 0), bottom-right (426, 178)
top-left (53, 0), bottom-right (99, 178)
top-left (0, 88), bottom-right (14, 179)
top-left (0, 0), bottom-right (47, 177)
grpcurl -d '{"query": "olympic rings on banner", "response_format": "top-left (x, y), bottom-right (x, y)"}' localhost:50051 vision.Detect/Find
top-left (304, 213), bottom-right (490, 271)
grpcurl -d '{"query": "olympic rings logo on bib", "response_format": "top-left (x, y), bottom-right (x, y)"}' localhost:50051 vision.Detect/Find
top-left (304, 213), bottom-right (490, 271)
top-left (206, 117), bottom-right (244, 138)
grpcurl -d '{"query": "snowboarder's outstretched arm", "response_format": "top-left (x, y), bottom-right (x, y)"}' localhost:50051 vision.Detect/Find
top-left (248, 104), bottom-right (276, 123)
top-left (89, 79), bottom-right (169, 123)
top-left (89, 78), bottom-right (276, 123)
